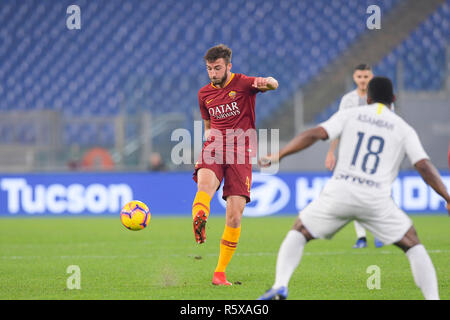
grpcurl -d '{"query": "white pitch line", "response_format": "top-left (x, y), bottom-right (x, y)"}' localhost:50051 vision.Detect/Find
top-left (1, 249), bottom-right (448, 260)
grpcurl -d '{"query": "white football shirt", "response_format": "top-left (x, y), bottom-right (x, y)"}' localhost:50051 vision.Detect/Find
top-left (319, 103), bottom-right (428, 207)
top-left (339, 89), bottom-right (366, 110)
top-left (339, 89), bottom-right (395, 112)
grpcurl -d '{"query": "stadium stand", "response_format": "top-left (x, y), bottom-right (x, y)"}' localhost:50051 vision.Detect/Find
top-left (315, 0), bottom-right (449, 122)
top-left (0, 0), bottom-right (447, 169)
top-left (1, 0), bottom-right (402, 144)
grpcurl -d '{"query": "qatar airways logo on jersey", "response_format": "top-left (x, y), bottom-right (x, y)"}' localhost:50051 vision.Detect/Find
top-left (208, 101), bottom-right (240, 120)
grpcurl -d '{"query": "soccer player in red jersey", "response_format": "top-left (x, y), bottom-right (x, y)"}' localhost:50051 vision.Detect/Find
top-left (192, 44), bottom-right (278, 285)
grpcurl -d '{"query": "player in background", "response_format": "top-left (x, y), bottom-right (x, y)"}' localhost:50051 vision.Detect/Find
top-left (325, 64), bottom-right (383, 249)
top-left (192, 44), bottom-right (278, 286)
top-left (258, 77), bottom-right (449, 300)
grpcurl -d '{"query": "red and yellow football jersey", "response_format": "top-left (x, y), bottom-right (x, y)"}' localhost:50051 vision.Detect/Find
top-left (198, 73), bottom-right (261, 133)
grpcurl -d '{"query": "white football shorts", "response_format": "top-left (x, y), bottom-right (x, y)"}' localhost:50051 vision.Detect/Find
top-left (299, 192), bottom-right (413, 245)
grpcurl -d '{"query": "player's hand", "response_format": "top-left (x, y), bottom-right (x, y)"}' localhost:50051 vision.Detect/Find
top-left (252, 77), bottom-right (269, 89)
top-left (446, 202), bottom-right (450, 216)
top-left (258, 154), bottom-right (280, 168)
top-left (325, 152), bottom-right (336, 171)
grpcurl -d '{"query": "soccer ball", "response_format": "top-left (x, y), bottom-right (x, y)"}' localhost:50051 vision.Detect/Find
top-left (120, 200), bottom-right (151, 231)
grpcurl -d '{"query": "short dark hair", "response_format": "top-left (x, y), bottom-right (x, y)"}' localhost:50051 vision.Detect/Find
top-left (367, 76), bottom-right (394, 105)
top-left (204, 44), bottom-right (232, 64)
top-left (354, 63), bottom-right (372, 71)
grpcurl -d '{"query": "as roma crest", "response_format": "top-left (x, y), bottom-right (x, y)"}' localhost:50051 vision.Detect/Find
top-left (228, 91), bottom-right (236, 100)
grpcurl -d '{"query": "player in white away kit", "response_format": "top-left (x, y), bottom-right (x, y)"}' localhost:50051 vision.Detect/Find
top-left (325, 64), bottom-right (383, 249)
top-left (258, 77), bottom-right (450, 300)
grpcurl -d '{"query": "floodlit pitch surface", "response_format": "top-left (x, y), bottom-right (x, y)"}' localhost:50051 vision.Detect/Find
top-left (0, 215), bottom-right (448, 300)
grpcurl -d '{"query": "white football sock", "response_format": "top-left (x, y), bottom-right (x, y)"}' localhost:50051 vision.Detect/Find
top-left (354, 221), bottom-right (366, 239)
top-left (273, 230), bottom-right (306, 289)
top-left (406, 244), bottom-right (439, 300)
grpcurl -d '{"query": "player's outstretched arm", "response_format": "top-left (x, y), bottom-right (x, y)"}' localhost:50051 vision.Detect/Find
top-left (325, 139), bottom-right (339, 171)
top-left (259, 126), bottom-right (328, 167)
top-left (415, 159), bottom-right (450, 215)
top-left (252, 77), bottom-right (278, 91)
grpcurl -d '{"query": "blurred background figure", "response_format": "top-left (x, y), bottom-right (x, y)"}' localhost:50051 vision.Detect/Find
top-left (148, 152), bottom-right (167, 171)
top-left (67, 144), bottom-right (81, 171)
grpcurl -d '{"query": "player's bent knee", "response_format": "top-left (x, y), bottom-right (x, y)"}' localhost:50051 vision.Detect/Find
top-left (225, 209), bottom-right (243, 228)
top-left (197, 182), bottom-right (216, 195)
top-left (225, 206), bottom-right (244, 228)
top-left (197, 169), bottom-right (220, 192)
top-left (197, 178), bottom-right (219, 196)
top-left (292, 218), bottom-right (314, 241)
top-left (394, 226), bottom-right (421, 252)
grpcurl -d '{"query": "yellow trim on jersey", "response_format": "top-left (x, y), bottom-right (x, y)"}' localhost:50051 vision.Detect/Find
top-left (211, 73), bottom-right (235, 89)
top-left (376, 103), bottom-right (384, 115)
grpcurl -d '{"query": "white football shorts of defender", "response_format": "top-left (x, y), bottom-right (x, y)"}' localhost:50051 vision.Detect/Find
top-left (300, 103), bottom-right (429, 245)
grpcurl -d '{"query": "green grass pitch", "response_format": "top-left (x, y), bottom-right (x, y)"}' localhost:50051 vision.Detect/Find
top-left (0, 215), bottom-right (448, 300)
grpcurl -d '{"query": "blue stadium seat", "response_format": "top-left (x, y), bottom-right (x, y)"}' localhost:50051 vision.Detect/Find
top-left (3, 0), bottom-right (446, 145)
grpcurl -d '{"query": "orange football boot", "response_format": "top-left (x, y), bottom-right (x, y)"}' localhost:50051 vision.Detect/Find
top-left (212, 272), bottom-right (232, 286)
